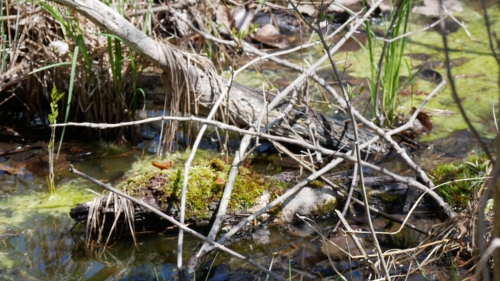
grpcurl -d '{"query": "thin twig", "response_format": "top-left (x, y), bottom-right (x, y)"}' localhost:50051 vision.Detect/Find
top-left (374, 17), bottom-right (445, 43)
top-left (51, 107), bottom-right (455, 220)
top-left (438, 0), bottom-right (493, 163)
top-left (289, 0), bottom-right (390, 278)
top-left (272, 140), bottom-right (427, 235)
top-left (176, 61), bottom-right (234, 270)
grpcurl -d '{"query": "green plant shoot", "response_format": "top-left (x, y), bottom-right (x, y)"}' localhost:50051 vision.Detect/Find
top-left (47, 87), bottom-right (65, 194)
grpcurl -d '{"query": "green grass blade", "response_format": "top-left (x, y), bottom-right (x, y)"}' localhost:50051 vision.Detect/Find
top-left (75, 36), bottom-right (92, 71)
top-left (114, 37), bottom-right (122, 94)
top-left (56, 35), bottom-right (82, 159)
top-left (204, 252), bottom-right (219, 281)
top-left (37, 1), bottom-right (69, 39)
top-left (29, 62), bottom-right (73, 74)
top-left (414, 258), bottom-right (428, 281)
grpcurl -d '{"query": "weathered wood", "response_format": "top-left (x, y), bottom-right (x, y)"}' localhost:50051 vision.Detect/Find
top-left (49, 0), bottom-right (387, 154)
top-left (139, 74), bottom-right (387, 154)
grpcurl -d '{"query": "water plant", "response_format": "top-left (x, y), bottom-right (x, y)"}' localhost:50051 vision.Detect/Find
top-left (365, 0), bottom-right (413, 125)
top-left (231, 23), bottom-right (258, 52)
top-left (47, 87), bottom-right (65, 194)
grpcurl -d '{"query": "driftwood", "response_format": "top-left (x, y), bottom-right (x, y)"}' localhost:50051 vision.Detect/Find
top-left (69, 174), bottom-right (423, 235)
top-left (48, 0), bottom-right (387, 155)
top-left (139, 74), bottom-right (388, 154)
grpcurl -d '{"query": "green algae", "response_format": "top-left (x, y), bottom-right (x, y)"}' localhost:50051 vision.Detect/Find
top-left (0, 179), bottom-right (98, 271)
top-left (0, 179), bottom-right (97, 226)
top-left (228, 3), bottom-right (500, 143)
top-left (347, 4), bottom-right (500, 140)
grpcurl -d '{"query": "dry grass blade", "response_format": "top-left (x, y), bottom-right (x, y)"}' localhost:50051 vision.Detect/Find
top-left (81, 191), bottom-right (138, 250)
top-left (85, 196), bottom-right (100, 247)
top-left (103, 196), bottom-right (126, 249)
top-left (123, 198), bottom-right (137, 247)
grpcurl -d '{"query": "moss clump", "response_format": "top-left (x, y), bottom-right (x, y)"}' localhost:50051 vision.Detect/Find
top-left (312, 199), bottom-right (337, 217)
top-left (430, 153), bottom-right (490, 209)
top-left (377, 192), bottom-right (400, 204)
top-left (120, 157), bottom-right (289, 220)
top-left (308, 180), bottom-right (325, 188)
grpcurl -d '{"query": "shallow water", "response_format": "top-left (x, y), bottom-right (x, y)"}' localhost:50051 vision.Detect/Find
top-left (1, 1), bottom-right (498, 280)
top-left (0, 133), bottom-right (449, 280)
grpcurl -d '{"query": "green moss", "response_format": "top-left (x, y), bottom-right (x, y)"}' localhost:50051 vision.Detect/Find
top-left (430, 153), bottom-right (490, 208)
top-left (312, 198), bottom-right (337, 217)
top-left (120, 157), bottom-right (289, 220)
top-left (377, 192), bottom-right (400, 204)
top-left (308, 180), bottom-right (325, 188)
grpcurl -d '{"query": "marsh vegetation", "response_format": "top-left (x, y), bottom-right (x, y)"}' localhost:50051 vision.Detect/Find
top-left (1, 0), bottom-right (500, 280)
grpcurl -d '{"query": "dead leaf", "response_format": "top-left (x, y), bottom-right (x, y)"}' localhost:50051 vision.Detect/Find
top-left (253, 24), bottom-right (290, 48)
top-left (216, 5), bottom-right (234, 35)
top-left (152, 160), bottom-right (174, 170)
top-left (214, 178), bottom-right (225, 185)
top-left (410, 107), bottom-right (432, 135)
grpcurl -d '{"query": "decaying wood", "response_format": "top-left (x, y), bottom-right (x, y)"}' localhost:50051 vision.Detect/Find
top-left (48, 0), bottom-right (387, 155)
top-left (69, 174), bottom-right (421, 234)
top-left (140, 74), bottom-right (387, 154)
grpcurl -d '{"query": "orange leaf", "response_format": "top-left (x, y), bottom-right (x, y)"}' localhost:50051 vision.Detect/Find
top-left (214, 178), bottom-right (225, 185)
top-left (152, 160), bottom-right (174, 170)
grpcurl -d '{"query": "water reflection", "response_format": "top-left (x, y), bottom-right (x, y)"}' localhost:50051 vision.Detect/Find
top-left (0, 210), bottom-right (184, 280)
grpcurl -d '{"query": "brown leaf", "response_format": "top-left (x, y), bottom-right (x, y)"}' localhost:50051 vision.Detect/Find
top-left (214, 178), bottom-right (225, 185)
top-left (253, 24), bottom-right (290, 48)
top-left (410, 107), bottom-right (432, 135)
top-left (151, 160), bottom-right (174, 170)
